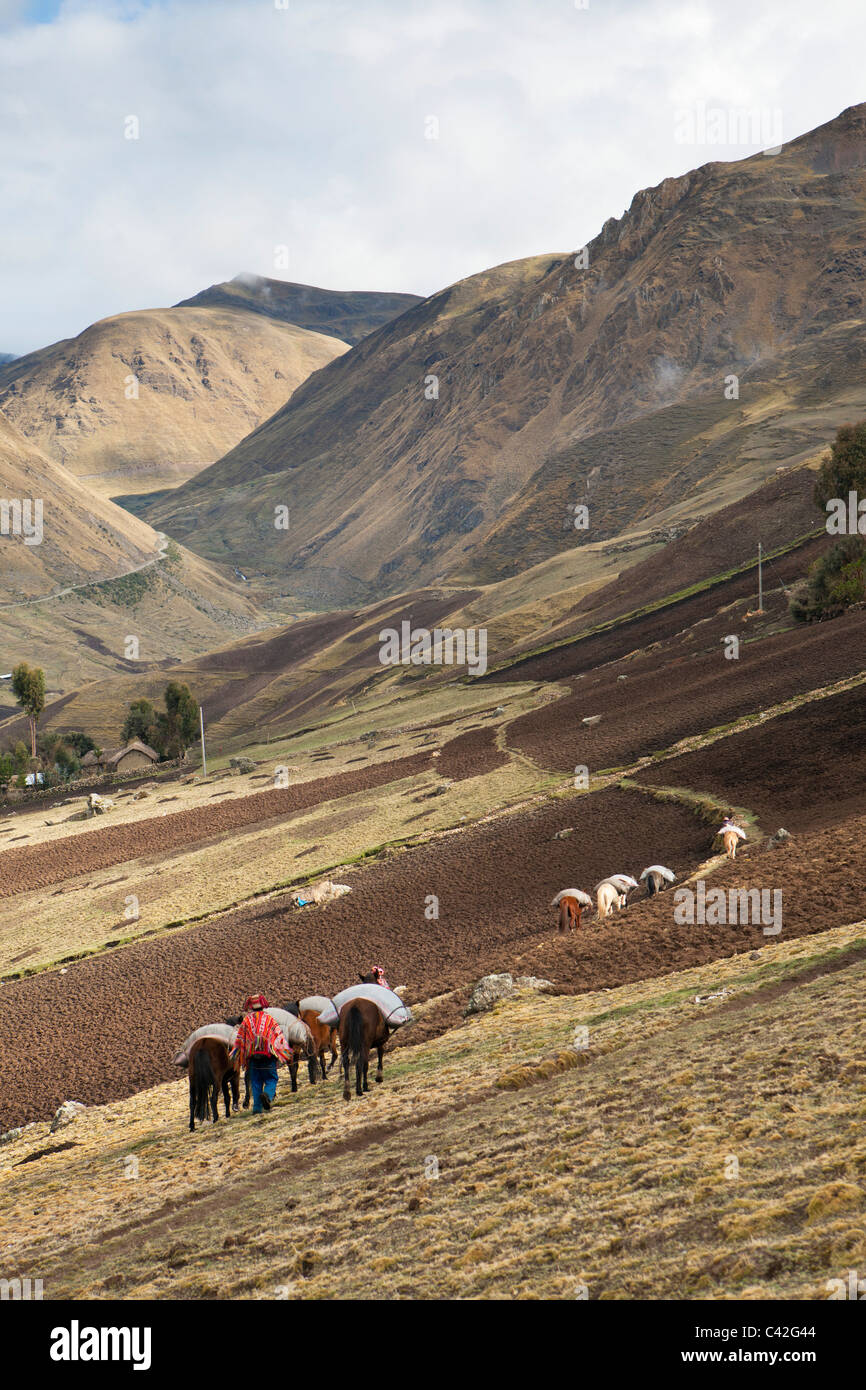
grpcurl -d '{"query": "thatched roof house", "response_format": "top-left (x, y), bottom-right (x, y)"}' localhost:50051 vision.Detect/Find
top-left (82, 740), bottom-right (160, 773)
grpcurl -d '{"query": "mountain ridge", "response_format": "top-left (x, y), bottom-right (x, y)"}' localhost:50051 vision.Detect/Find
top-left (136, 102), bottom-right (866, 603)
top-left (174, 274), bottom-right (422, 346)
top-left (0, 306), bottom-right (349, 497)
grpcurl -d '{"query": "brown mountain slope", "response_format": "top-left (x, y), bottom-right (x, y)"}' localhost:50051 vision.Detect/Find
top-left (466, 317), bottom-right (866, 583)
top-left (138, 254), bottom-right (562, 603)
top-left (0, 410), bottom-right (265, 693)
top-left (15, 587), bottom-right (476, 749)
top-left (0, 307), bottom-right (348, 497)
top-left (175, 274), bottom-right (421, 346)
top-left (140, 102), bottom-right (866, 602)
top-left (0, 410), bottom-right (156, 600)
top-left (28, 444), bottom-right (829, 754)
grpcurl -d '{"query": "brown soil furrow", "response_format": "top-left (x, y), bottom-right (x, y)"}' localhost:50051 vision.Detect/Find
top-left (0, 753), bottom-right (429, 899)
top-left (635, 680), bottom-right (866, 833)
top-left (503, 610), bottom-right (866, 773)
top-left (489, 532), bottom-right (829, 682)
top-left (436, 725), bottom-right (510, 781)
top-left (0, 786), bottom-right (710, 1129)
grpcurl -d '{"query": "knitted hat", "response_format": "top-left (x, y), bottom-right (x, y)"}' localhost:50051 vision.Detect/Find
top-left (244, 993), bottom-right (269, 1011)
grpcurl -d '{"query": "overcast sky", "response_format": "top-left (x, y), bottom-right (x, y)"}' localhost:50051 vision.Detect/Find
top-left (1, 0), bottom-right (865, 354)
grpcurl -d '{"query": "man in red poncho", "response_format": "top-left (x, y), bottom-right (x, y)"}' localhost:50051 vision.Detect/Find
top-left (230, 994), bottom-right (291, 1114)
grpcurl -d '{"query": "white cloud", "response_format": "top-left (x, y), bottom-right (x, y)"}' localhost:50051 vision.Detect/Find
top-left (1, 0), bottom-right (865, 353)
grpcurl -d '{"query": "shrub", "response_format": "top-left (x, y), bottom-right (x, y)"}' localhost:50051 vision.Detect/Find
top-left (791, 420), bottom-right (866, 620)
top-left (791, 536), bottom-right (866, 621)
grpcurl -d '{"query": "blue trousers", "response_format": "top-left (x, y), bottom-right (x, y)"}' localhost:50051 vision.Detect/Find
top-left (249, 1056), bottom-right (278, 1113)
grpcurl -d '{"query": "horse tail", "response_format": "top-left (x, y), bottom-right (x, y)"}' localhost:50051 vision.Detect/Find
top-left (306, 1028), bottom-right (319, 1083)
top-left (343, 1002), bottom-right (365, 1067)
top-left (558, 900), bottom-right (570, 932)
top-left (646, 874), bottom-right (657, 897)
top-left (191, 1046), bottom-right (215, 1124)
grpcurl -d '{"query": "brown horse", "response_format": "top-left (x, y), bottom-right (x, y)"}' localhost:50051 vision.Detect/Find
top-left (299, 1008), bottom-right (339, 1081)
top-left (188, 1036), bottom-right (240, 1132)
top-left (339, 997), bottom-right (389, 1101)
top-left (550, 888), bottom-right (592, 932)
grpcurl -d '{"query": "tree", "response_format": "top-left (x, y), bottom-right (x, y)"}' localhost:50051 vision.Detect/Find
top-left (791, 422), bottom-right (866, 621)
top-left (792, 534), bottom-right (866, 622)
top-left (11, 663), bottom-right (45, 758)
top-left (157, 682), bottom-right (199, 759)
top-left (122, 698), bottom-right (159, 748)
top-left (12, 740), bottom-right (30, 773)
top-left (37, 730), bottom-right (81, 783)
top-left (120, 684), bottom-right (199, 760)
top-left (63, 730), bottom-right (97, 759)
top-left (814, 421), bottom-right (866, 512)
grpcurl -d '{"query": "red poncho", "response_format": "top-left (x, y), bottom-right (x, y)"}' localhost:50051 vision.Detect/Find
top-left (230, 1010), bottom-right (291, 1066)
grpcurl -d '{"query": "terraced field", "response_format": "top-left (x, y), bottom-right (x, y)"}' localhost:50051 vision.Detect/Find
top-left (1, 480), bottom-right (864, 1305)
top-left (3, 920), bottom-right (864, 1301)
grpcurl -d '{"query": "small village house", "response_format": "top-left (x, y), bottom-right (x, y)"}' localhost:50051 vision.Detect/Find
top-left (81, 739), bottom-right (160, 774)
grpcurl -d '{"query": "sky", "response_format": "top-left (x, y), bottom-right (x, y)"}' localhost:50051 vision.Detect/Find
top-left (1, 0), bottom-right (865, 354)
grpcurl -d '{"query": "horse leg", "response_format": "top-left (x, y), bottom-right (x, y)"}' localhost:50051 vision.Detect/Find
top-left (289, 1055), bottom-right (299, 1093)
top-left (375, 1042), bottom-right (384, 1084)
top-left (230, 1068), bottom-right (239, 1113)
top-left (242, 1065), bottom-right (251, 1109)
top-left (342, 1049), bottom-right (351, 1102)
top-left (210, 1081), bottom-right (219, 1124)
top-left (356, 1049), bottom-right (364, 1096)
top-left (189, 1075), bottom-right (196, 1132)
top-left (221, 1072), bottom-right (232, 1119)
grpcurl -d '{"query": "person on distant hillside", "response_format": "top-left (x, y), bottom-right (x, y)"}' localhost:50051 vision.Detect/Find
top-left (369, 964), bottom-right (391, 989)
top-left (230, 994), bottom-right (290, 1114)
top-left (718, 813), bottom-right (747, 861)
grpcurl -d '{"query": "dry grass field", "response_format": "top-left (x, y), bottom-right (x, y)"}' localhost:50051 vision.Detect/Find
top-left (0, 679), bottom-right (553, 976)
top-left (2, 918), bottom-right (864, 1301)
top-left (0, 756), bottom-right (547, 978)
top-left (1, 410), bottom-right (863, 1302)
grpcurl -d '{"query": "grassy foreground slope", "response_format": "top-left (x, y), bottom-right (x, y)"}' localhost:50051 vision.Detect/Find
top-left (2, 920), bottom-right (864, 1300)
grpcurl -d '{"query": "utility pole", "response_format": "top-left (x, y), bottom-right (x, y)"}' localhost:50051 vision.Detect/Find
top-left (757, 541), bottom-right (763, 613)
top-left (199, 706), bottom-right (207, 777)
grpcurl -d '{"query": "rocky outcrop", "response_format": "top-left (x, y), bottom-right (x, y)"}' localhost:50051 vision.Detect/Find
top-left (49, 1101), bottom-right (86, 1133)
top-left (465, 973), bottom-right (555, 1015)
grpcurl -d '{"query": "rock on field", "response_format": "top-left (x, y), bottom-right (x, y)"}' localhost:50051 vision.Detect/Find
top-left (466, 973), bottom-right (514, 1014)
top-left (49, 1101), bottom-right (86, 1133)
top-left (465, 973), bottom-right (554, 1015)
